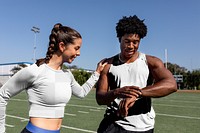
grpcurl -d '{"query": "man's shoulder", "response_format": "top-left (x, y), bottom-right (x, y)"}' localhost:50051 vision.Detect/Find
top-left (101, 55), bottom-right (118, 74)
top-left (105, 54), bottom-right (118, 64)
top-left (106, 57), bottom-right (114, 64)
top-left (146, 54), bottom-right (164, 69)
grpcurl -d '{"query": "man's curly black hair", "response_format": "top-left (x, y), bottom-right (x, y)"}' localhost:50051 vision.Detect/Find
top-left (116, 15), bottom-right (147, 42)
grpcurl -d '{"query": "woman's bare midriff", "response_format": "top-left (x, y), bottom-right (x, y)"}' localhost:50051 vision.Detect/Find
top-left (30, 117), bottom-right (62, 130)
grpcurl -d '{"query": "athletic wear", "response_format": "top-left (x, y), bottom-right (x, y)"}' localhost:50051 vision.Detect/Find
top-left (21, 128), bottom-right (32, 133)
top-left (98, 52), bottom-right (155, 132)
top-left (21, 121), bottom-right (60, 133)
top-left (98, 122), bottom-right (154, 133)
top-left (0, 64), bottom-right (99, 133)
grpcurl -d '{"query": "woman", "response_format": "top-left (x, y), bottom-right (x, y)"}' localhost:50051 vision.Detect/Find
top-left (0, 23), bottom-right (107, 133)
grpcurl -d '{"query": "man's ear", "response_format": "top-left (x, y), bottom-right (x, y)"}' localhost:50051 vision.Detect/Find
top-left (58, 42), bottom-right (65, 52)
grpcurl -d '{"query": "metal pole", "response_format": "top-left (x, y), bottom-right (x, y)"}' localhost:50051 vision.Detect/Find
top-left (33, 33), bottom-right (36, 62)
top-left (31, 26), bottom-right (40, 62)
top-left (165, 49), bottom-right (168, 69)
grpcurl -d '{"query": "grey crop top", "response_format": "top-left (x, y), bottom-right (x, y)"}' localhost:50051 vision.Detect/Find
top-left (0, 64), bottom-right (99, 132)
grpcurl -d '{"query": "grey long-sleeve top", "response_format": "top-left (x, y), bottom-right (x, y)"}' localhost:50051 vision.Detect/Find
top-left (0, 64), bottom-right (99, 133)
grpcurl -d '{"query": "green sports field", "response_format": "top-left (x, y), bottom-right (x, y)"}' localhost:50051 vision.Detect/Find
top-left (5, 90), bottom-right (200, 133)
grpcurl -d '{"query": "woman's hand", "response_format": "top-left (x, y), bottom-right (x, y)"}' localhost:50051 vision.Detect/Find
top-left (95, 58), bottom-right (108, 74)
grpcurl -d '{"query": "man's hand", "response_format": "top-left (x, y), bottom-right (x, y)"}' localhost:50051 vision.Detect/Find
top-left (116, 86), bottom-right (142, 117)
top-left (115, 86), bottom-right (142, 99)
top-left (118, 96), bottom-right (138, 117)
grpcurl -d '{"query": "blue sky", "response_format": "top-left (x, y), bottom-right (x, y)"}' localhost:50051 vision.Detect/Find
top-left (0, 0), bottom-right (199, 71)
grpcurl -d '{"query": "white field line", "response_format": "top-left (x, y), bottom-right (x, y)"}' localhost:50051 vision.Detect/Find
top-left (78, 111), bottom-right (89, 114)
top-left (21, 119), bottom-right (29, 122)
top-left (9, 98), bottom-right (200, 118)
top-left (156, 113), bottom-right (200, 120)
top-left (64, 113), bottom-right (77, 116)
top-left (71, 97), bottom-right (95, 101)
top-left (10, 98), bottom-right (106, 110)
top-left (7, 98), bottom-right (200, 132)
top-left (11, 98), bottom-right (200, 110)
top-left (154, 103), bottom-right (200, 109)
top-left (6, 113), bottom-right (200, 132)
top-left (5, 124), bottom-right (15, 128)
top-left (10, 98), bottom-right (27, 102)
top-left (6, 114), bottom-right (28, 121)
top-left (67, 104), bottom-right (105, 110)
top-left (89, 109), bottom-right (101, 112)
top-left (61, 125), bottom-right (97, 133)
top-left (153, 99), bottom-right (200, 104)
top-left (6, 114), bottom-right (97, 133)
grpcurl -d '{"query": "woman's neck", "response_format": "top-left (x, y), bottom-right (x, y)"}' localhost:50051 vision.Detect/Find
top-left (47, 55), bottom-right (63, 70)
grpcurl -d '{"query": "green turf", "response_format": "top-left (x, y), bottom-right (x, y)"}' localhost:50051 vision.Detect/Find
top-left (5, 90), bottom-right (200, 133)
top-left (153, 92), bottom-right (200, 133)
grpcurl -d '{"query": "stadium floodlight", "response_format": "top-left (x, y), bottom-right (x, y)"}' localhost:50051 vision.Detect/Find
top-left (31, 26), bottom-right (40, 62)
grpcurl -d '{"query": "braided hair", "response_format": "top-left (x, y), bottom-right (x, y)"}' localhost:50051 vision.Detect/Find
top-left (116, 15), bottom-right (147, 42)
top-left (36, 23), bottom-right (82, 66)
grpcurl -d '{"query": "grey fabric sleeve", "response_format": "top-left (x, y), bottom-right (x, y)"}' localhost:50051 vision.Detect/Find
top-left (70, 71), bottom-right (100, 98)
top-left (0, 66), bottom-right (35, 133)
top-left (0, 97), bottom-right (6, 133)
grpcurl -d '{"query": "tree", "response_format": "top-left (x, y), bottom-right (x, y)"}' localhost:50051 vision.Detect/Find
top-left (167, 62), bottom-right (200, 90)
top-left (190, 69), bottom-right (200, 90)
top-left (62, 64), bottom-right (93, 85)
top-left (71, 69), bottom-right (92, 85)
top-left (167, 62), bottom-right (187, 75)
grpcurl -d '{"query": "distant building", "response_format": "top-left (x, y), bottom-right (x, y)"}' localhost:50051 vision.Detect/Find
top-left (0, 62), bottom-right (32, 85)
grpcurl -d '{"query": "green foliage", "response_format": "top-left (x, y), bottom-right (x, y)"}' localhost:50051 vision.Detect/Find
top-left (185, 70), bottom-right (200, 90)
top-left (167, 62), bottom-right (187, 74)
top-left (62, 64), bottom-right (68, 69)
top-left (62, 64), bottom-right (93, 85)
top-left (71, 69), bottom-right (92, 85)
top-left (167, 63), bottom-right (200, 90)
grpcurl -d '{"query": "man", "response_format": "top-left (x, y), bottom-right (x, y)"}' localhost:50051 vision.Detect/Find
top-left (96, 15), bottom-right (177, 133)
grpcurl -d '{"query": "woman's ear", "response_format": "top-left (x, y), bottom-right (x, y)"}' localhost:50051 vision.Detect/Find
top-left (58, 42), bottom-right (65, 52)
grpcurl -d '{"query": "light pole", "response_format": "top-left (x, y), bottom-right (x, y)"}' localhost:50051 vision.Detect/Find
top-left (31, 26), bottom-right (40, 62)
top-left (165, 49), bottom-right (168, 69)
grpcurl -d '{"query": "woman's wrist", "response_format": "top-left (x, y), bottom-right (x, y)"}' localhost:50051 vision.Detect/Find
top-left (93, 71), bottom-right (100, 77)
